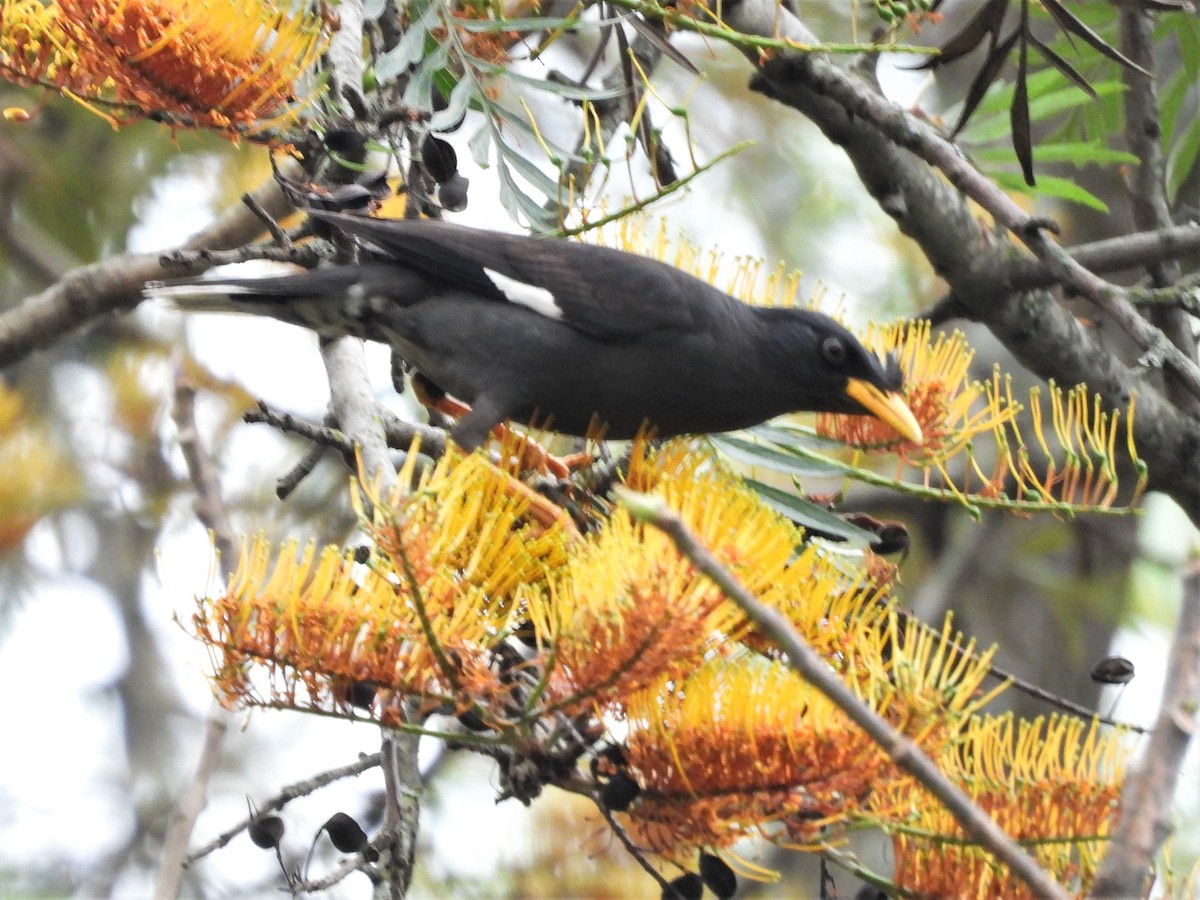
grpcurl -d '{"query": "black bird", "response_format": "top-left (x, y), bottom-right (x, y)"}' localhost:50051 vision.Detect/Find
top-left (148, 210), bottom-right (922, 450)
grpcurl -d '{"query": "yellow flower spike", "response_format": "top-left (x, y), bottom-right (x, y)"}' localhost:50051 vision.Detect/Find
top-left (818, 323), bottom-right (1019, 459)
top-left (879, 713), bottom-right (1127, 898)
top-left (622, 651), bottom-right (900, 855)
top-left (195, 442), bottom-right (582, 724)
top-left (885, 613), bottom-right (1001, 742)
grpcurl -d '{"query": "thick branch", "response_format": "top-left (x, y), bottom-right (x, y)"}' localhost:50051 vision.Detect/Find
top-left (718, 0), bottom-right (1200, 524)
top-left (1119, 4), bottom-right (1199, 414)
top-left (1006, 223), bottom-right (1200, 290)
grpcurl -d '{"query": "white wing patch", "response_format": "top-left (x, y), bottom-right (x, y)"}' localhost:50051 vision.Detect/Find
top-left (483, 268), bottom-right (562, 321)
top-left (143, 282), bottom-right (257, 303)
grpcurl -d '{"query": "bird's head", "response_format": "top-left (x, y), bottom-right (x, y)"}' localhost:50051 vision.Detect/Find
top-left (765, 310), bottom-right (923, 445)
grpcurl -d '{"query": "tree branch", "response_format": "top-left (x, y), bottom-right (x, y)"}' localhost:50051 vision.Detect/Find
top-left (1093, 553), bottom-right (1200, 895)
top-left (0, 175), bottom-right (294, 368)
top-left (713, 0), bottom-right (1200, 525)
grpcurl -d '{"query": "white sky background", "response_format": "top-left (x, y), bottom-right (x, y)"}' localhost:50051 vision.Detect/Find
top-left (0, 32), bottom-right (1197, 898)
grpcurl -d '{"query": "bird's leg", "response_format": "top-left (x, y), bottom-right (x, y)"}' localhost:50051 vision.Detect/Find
top-left (409, 374), bottom-right (584, 479)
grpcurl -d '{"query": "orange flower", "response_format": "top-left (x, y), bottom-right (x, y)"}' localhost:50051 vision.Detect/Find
top-left (0, 0), bottom-right (323, 132)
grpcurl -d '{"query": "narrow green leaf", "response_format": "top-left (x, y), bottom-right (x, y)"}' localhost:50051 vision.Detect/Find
top-left (1159, 67), bottom-right (1193, 147)
top-left (1040, 0), bottom-right (1148, 74)
top-left (496, 134), bottom-right (562, 198)
top-left (376, 1), bottom-right (442, 84)
top-left (478, 63), bottom-right (631, 102)
top-left (952, 27), bottom-right (1021, 136)
top-left (709, 434), bottom-right (846, 478)
top-left (453, 13), bottom-right (601, 33)
top-left (1012, 9), bottom-right (1035, 186)
top-left (497, 158), bottom-right (559, 230)
top-left (1028, 32), bottom-right (1095, 98)
top-left (972, 141), bottom-right (1137, 165)
top-left (744, 480), bottom-right (875, 547)
top-left (915, 0), bottom-right (1010, 68)
top-left (1167, 115), bottom-right (1200, 205)
top-left (992, 171), bottom-right (1111, 211)
top-left (964, 81), bottom-right (1124, 144)
top-left (429, 75), bottom-right (474, 132)
top-left (402, 44), bottom-right (451, 108)
top-left (467, 122), bottom-right (493, 168)
top-left (746, 422), bottom-right (854, 451)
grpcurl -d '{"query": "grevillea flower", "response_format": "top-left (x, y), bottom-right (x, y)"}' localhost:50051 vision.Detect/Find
top-left (621, 651), bottom-right (897, 856)
top-left (194, 444), bottom-right (572, 726)
top-left (190, 436), bottom-right (1126, 885)
top-left (616, 609), bottom-right (1000, 857)
top-left (817, 321), bottom-right (1019, 460)
top-left (877, 714), bottom-right (1127, 898)
top-left (0, 0), bottom-right (323, 132)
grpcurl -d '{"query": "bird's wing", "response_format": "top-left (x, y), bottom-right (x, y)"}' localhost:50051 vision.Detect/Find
top-left (308, 211), bottom-right (718, 343)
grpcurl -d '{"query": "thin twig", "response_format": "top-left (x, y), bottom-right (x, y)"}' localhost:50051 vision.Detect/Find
top-left (185, 753), bottom-right (384, 865)
top-left (593, 797), bottom-right (681, 896)
top-left (154, 375), bottom-right (240, 899)
top-left (616, 487), bottom-right (1072, 900)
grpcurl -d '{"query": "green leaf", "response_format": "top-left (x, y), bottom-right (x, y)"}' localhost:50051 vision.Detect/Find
top-left (971, 141), bottom-right (1137, 166)
top-left (709, 434), bottom-right (846, 478)
top-left (496, 157), bottom-right (559, 231)
top-left (1012, 7), bottom-right (1034, 186)
top-left (1167, 115), bottom-right (1200, 205)
top-left (467, 122), bottom-right (493, 168)
top-left (452, 13), bottom-right (604, 33)
top-left (376, 1), bottom-right (442, 84)
top-left (964, 80), bottom-right (1124, 144)
top-left (744, 480), bottom-right (875, 546)
top-left (479, 64), bottom-right (631, 102)
top-left (1040, 0), bottom-right (1146, 74)
top-left (992, 171), bottom-right (1110, 212)
top-left (746, 422), bottom-right (854, 451)
top-left (429, 75), bottom-right (474, 132)
top-left (402, 44), bottom-right (451, 108)
top-left (1159, 67), bottom-right (1192, 147)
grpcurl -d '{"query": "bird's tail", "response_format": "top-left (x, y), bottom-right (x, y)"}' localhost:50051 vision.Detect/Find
top-left (145, 263), bottom-right (422, 335)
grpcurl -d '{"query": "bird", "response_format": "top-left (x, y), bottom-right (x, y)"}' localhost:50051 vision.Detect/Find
top-left (148, 209), bottom-right (923, 451)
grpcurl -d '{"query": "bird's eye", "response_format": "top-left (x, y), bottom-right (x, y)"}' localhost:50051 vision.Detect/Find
top-left (821, 336), bottom-right (848, 367)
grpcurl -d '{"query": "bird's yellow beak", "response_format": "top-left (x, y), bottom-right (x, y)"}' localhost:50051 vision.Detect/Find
top-left (845, 379), bottom-right (924, 445)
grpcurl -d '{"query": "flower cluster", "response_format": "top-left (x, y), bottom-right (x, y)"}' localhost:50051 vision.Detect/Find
top-left (193, 437), bottom-right (1129, 891)
top-left (0, 0), bottom-right (323, 132)
top-left (0, 382), bottom-right (80, 552)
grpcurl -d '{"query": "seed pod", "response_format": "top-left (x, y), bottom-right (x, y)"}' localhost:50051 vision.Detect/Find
top-left (248, 814), bottom-right (284, 849)
top-left (663, 873), bottom-right (703, 900)
top-left (322, 812), bottom-right (370, 854)
top-left (599, 772), bottom-right (640, 812)
top-left (699, 852), bottom-right (737, 900)
top-left (1090, 656), bottom-right (1135, 685)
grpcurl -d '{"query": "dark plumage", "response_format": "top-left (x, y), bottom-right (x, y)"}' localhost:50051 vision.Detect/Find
top-left (148, 210), bottom-right (922, 450)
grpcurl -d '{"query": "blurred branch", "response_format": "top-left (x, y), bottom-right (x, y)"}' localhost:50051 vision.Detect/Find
top-left (1005, 224), bottom-right (1200, 290)
top-left (617, 487), bottom-right (1072, 900)
top-left (1118, 4), bottom-right (1199, 415)
top-left (1093, 553), bottom-right (1200, 896)
top-left (153, 374), bottom-right (240, 899)
top-left (0, 174), bottom-right (294, 367)
top-left (314, 7), bottom-right (422, 899)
